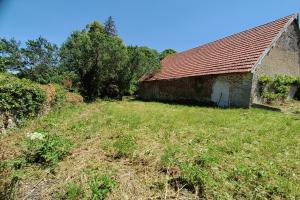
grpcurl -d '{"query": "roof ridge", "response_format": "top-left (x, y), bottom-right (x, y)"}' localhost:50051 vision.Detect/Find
top-left (163, 13), bottom-right (297, 62)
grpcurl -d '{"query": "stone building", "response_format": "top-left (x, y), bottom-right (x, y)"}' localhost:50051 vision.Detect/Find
top-left (139, 13), bottom-right (300, 107)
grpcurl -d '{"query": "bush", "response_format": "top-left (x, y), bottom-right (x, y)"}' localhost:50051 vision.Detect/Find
top-left (53, 84), bottom-right (67, 107)
top-left (258, 75), bottom-right (300, 103)
top-left (0, 73), bottom-right (46, 118)
top-left (261, 92), bottom-right (281, 103)
top-left (24, 132), bottom-right (73, 166)
top-left (258, 75), bottom-right (272, 86)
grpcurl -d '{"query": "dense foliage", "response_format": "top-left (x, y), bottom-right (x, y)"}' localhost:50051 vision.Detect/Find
top-left (60, 21), bottom-right (129, 100)
top-left (0, 37), bottom-right (74, 85)
top-left (0, 73), bottom-right (46, 118)
top-left (0, 38), bottom-right (23, 72)
top-left (104, 16), bottom-right (118, 36)
top-left (0, 17), bottom-right (172, 100)
top-left (24, 132), bottom-right (73, 166)
top-left (258, 75), bottom-right (300, 103)
top-left (125, 46), bottom-right (160, 94)
top-left (159, 48), bottom-right (177, 61)
top-left (18, 37), bottom-right (60, 83)
top-left (60, 20), bottom-right (162, 99)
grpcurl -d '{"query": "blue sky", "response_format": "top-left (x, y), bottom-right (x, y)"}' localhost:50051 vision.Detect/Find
top-left (0, 0), bottom-right (299, 52)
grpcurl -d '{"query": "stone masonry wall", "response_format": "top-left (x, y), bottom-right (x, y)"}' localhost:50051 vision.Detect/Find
top-left (0, 112), bottom-right (17, 134)
top-left (251, 20), bottom-right (300, 103)
top-left (139, 73), bottom-right (253, 107)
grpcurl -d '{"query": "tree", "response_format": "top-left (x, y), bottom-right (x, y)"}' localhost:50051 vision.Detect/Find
top-left (60, 21), bottom-right (128, 100)
top-left (104, 16), bottom-right (118, 36)
top-left (19, 37), bottom-right (60, 84)
top-left (0, 38), bottom-right (23, 72)
top-left (159, 49), bottom-right (177, 61)
top-left (124, 46), bottom-right (160, 94)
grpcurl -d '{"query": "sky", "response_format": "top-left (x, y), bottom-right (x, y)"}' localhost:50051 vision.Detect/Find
top-left (0, 0), bottom-right (299, 52)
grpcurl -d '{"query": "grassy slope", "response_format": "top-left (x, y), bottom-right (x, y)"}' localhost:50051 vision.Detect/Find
top-left (0, 100), bottom-right (300, 199)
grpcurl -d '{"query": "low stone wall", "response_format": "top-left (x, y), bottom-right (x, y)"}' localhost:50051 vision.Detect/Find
top-left (139, 73), bottom-right (252, 107)
top-left (0, 112), bottom-right (17, 134)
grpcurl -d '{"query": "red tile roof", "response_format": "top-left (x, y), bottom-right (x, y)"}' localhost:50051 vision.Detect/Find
top-left (142, 14), bottom-right (298, 81)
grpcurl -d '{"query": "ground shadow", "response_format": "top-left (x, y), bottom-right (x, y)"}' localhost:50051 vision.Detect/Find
top-left (128, 96), bottom-right (250, 110)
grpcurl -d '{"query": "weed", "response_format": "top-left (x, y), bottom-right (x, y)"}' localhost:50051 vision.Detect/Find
top-left (88, 174), bottom-right (116, 200)
top-left (0, 170), bottom-right (23, 200)
top-left (160, 146), bottom-right (211, 197)
top-left (1, 100), bottom-right (300, 199)
top-left (160, 145), bottom-right (180, 168)
top-left (112, 134), bottom-right (136, 158)
top-left (24, 132), bottom-right (73, 166)
top-left (62, 183), bottom-right (85, 200)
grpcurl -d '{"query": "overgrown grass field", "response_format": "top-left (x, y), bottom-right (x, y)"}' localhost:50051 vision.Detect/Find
top-left (1, 100), bottom-right (299, 199)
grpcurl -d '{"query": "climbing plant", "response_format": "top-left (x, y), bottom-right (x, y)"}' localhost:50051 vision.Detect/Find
top-left (258, 75), bottom-right (300, 103)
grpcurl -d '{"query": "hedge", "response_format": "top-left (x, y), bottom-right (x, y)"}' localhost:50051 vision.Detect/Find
top-left (0, 73), bottom-right (46, 118)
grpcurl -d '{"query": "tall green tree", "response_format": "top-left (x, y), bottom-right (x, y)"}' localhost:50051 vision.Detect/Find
top-left (19, 37), bottom-right (60, 84)
top-left (0, 38), bottom-right (23, 72)
top-left (104, 16), bottom-right (118, 36)
top-left (124, 46), bottom-right (160, 94)
top-left (159, 49), bottom-right (177, 61)
top-left (60, 21), bottom-right (128, 100)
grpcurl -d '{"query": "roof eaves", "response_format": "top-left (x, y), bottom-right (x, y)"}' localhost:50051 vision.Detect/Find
top-left (250, 13), bottom-right (298, 73)
top-left (142, 70), bottom-right (251, 82)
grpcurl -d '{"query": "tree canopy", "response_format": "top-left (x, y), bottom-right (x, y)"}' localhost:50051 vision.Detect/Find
top-left (104, 16), bottom-right (118, 36)
top-left (0, 17), bottom-right (164, 100)
top-left (0, 38), bottom-right (23, 72)
top-left (159, 49), bottom-right (177, 61)
top-left (125, 46), bottom-right (160, 94)
top-left (60, 21), bottom-right (128, 100)
top-left (19, 37), bottom-right (61, 84)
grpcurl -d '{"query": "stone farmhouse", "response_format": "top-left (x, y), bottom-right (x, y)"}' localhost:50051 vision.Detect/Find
top-left (139, 13), bottom-right (300, 107)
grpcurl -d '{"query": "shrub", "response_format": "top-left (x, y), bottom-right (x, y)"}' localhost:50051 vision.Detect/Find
top-left (261, 92), bottom-right (280, 103)
top-left (258, 75), bottom-right (300, 103)
top-left (53, 84), bottom-right (67, 107)
top-left (258, 75), bottom-right (272, 86)
top-left (88, 174), bottom-right (116, 200)
top-left (24, 132), bottom-right (73, 166)
top-left (293, 77), bottom-right (300, 85)
top-left (0, 73), bottom-right (46, 118)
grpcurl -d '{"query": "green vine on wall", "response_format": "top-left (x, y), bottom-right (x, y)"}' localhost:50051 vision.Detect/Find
top-left (258, 75), bottom-right (300, 103)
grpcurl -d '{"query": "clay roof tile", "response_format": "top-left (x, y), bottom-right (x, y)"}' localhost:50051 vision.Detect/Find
top-left (143, 13), bottom-right (298, 81)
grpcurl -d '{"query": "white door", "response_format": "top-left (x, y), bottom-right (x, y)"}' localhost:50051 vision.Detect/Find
top-left (211, 80), bottom-right (230, 107)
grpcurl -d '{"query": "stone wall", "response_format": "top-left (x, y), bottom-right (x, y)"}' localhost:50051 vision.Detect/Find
top-left (139, 73), bottom-right (253, 107)
top-left (251, 20), bottom-right (300, 103)
top-left (0, 112), bottom-right (17, 134)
